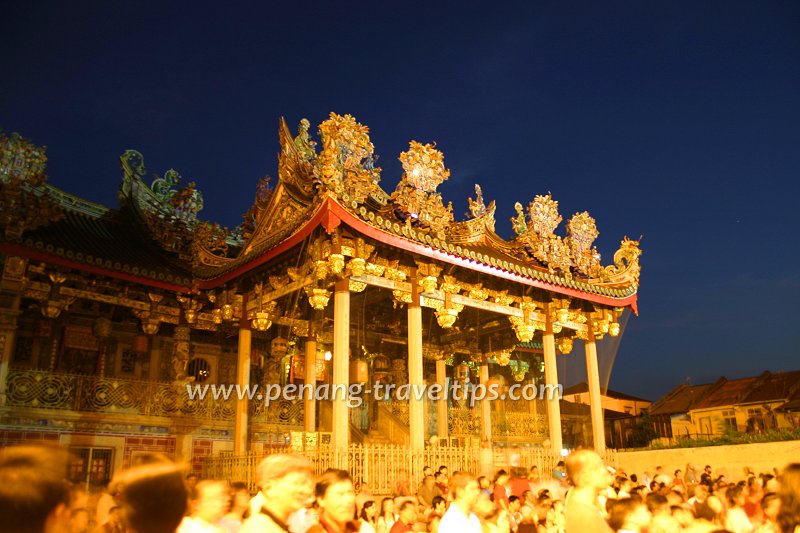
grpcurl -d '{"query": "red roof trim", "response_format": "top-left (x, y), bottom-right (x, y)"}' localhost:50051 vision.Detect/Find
top-left (196, 199), bottom-right (332, 288)
top-left (0, 242), bottom-right (192, 292)
top-left (324, 199), bottom-right (639, 310)
top-left (1, 197), bottom-right (639, 312)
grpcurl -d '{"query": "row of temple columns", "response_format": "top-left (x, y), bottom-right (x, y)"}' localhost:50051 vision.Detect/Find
top-left (232, 280), bottom-right (607, 456)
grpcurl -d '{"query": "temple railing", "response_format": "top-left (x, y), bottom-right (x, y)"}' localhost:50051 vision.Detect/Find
top-left (204, 444), bottom-right (618, 495)
top-left (492, 412), bottom-right (549, 441)
top-left (448, 407), bottom-right (481, 436)
top-left (5, 369), bottom-right (303, 426)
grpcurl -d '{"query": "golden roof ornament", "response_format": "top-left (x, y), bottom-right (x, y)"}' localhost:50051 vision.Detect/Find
top-left (391, 141), bottom-right (454, 239)
top-left (468, 184), bottom-right (486, 218)
top-left (592, 236), bottom-right (642, 287)
top-left (511, 194), bottom-right (572, 274)
top-left (566, 211), bottom-right (601, 276)
top-left (315, 112), bottom-right (381, 204)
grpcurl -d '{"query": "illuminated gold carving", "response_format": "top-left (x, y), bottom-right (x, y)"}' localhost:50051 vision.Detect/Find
top-left (512, 194), bottom-right (572, 274)
top-left (447, 200), bottom-right (497, 244)
top-left (269, 274), bottom-right (290, 290)
top-left (466, 283), bottom-right (489, 301)
top-left (349, 280), bottom-right (367, 293)
top-left (314, 260), bottom-right (331, 281)
top-left (557, 337), bottom-right (574, 354)
top-left (192, 221), bottom-right (231, 267)
top-left (392, 290), bottom-right (412, 304)
top-left (306, 287), bottom-right (331, 310)
top-left (509, 300), bottom-right (539, 342)
top-left (492, 290), bottom-right (515, 307)
top-left (315, 113), bottom-right (381, 204)
top-left (440, 275), bottom-right (462, 295)
top-left (392, 141), bottom-right (454, 239)
top-left (328, 253), bottom-right (345, 275)
top-left (348, 257), bottom-right (366, 278)
top-left (566, 212), bottom-right (601, 276)
top-left (468, 184), bottom-right (486, 218)
top-left (592, 236), bottom-right (642, 288)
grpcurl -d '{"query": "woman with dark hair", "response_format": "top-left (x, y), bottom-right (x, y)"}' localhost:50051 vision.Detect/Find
top-left (376, 497), bottom-right (396, 533)
top-left (777, 463), bottom-right (800, 533)
top-left (359, 500), bottom-right (377, 533)
top-left (308, 469), bottom-right (359, 533)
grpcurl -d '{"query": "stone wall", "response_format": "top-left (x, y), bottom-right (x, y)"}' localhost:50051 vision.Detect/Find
top-left (616, 440), bottom-right (800, 482)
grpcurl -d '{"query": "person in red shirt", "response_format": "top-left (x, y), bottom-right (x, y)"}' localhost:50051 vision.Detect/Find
top-left (388, 501), bottom-right (417, 533)
top-left (492, 469), bottom-right (511, 511)
top-left (509, 468), bottom-right (531, 500)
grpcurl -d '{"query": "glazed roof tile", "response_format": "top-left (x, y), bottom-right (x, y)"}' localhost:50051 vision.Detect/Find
top-left (14, 197), bottom-right (193, 287)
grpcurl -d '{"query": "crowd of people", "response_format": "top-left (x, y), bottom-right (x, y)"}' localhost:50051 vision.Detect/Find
top-left (2, 444), bottom-right (800, 533)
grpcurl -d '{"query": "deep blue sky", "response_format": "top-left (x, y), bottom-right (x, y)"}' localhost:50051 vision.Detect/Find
top-left (3, 1), bottom-right (799, 401)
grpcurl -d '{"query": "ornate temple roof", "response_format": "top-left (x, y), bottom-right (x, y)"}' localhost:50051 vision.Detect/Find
top-left (1, 116), bottom-right (641, 314)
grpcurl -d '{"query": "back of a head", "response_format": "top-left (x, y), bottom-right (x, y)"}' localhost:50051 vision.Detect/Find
top-left (778, 462), bottom-right (800, 533)
top-left (607, 498), bottom-right (642, 532)
top-left (449, 471), bottom-right (475, 500)
top-left (0, 445), bottom-right (71, 533)
top-left (565, 449), bottom-right (601, 487)
top-left (113, 460), bottom-right (187, 533)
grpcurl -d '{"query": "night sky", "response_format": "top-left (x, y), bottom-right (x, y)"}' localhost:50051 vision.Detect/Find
top-left (3, 1), bottom-right (799, 402)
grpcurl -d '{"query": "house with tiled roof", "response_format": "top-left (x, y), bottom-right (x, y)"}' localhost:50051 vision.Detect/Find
top-left (648, 382), bottom-right (718, 439)
top-left (649, 370), bottom-right (800, 441)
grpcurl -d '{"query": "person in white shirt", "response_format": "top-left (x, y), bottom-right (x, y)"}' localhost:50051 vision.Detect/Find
top-left (241, 454), bottom-right (316, 533)
top-left (439, 471), bottom-right (482, 533)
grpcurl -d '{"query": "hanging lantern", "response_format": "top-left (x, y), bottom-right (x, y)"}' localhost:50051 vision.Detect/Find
top-left (372, 354), bottom-right (390, 384)
top-left (456, 362), bottom-right (470, 382)
top-left (350, 358), bottom-right (369, 384)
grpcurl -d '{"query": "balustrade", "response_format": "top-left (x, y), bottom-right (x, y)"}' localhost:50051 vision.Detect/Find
top-left (5, 369), bottom-right (304, 426)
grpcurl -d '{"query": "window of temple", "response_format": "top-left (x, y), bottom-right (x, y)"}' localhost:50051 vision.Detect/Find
top-left (187, 357), bottom-right (211, 382)
top-left (69, 447), bottom-right (113, 494)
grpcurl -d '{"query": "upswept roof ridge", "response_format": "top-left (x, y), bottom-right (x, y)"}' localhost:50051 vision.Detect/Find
top-left (1, 118), bottom-right (641, 308)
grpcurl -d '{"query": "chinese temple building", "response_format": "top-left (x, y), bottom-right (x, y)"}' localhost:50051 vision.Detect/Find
top-left (0, 115), bottom-right (641, 489)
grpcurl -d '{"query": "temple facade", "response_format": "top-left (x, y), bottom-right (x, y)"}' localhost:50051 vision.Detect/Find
top-left (0, 116), bottom-right (641, 490)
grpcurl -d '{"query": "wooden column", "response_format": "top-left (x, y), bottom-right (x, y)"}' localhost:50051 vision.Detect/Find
top-left (479, 363), bottom-right (492, 443)
top-left (332, 279), bottom-right (350, 454)
top-left (234, 314), bottom-right (252, 455)
top-left (435, 359), bottom-right (449, 440)
top-left (543, 307), bottom-right (563, 455)
top-left (408, 279), bottom-right (424, 451)
top-left (584, 324), bottom-right (606, 453)
top-left (304, 331), bottom-right (317, 434)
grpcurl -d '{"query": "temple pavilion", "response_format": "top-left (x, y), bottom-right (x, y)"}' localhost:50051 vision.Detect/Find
top-left (0, 114), bottom-right (641, 490)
